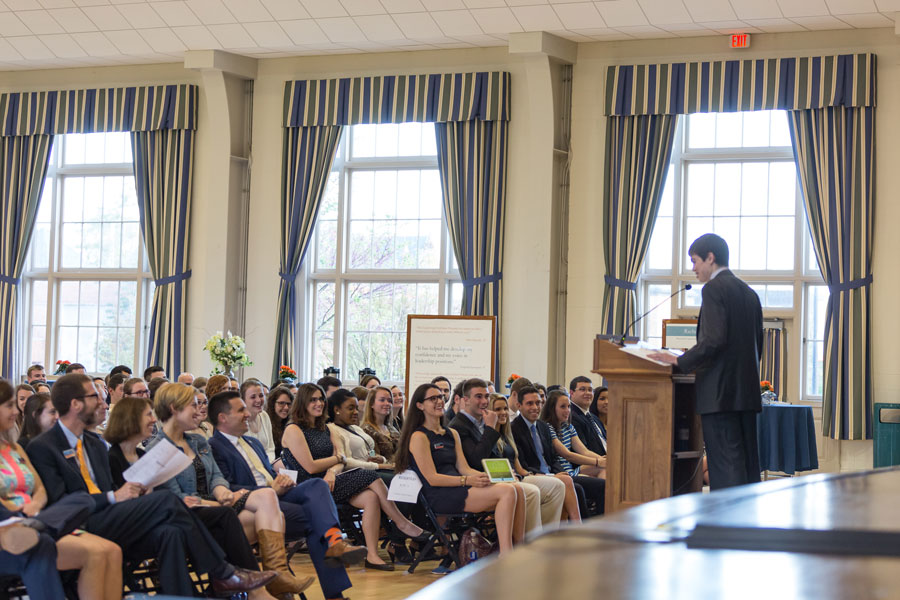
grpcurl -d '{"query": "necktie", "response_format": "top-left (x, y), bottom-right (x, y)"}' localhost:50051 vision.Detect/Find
top-left (530, 423), bottom-right (551, 474)
top-left (238, 437), bottom-right (274, 486)
top-left (76, 439), bottom-right (101, 494)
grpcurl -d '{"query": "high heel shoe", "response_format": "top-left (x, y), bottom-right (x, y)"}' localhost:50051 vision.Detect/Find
top-left (387, 542), bottom-right (414, 565)
top-left (407, 529), bottom-right (432, 544)
top-left (364, 559), bottom-right (395, 571)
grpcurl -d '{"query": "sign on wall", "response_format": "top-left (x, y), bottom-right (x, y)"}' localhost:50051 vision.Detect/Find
top-left (404, 315), bottom-right (497, 402)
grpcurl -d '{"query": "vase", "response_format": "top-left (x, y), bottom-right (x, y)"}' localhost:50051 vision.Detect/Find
top-left (219, 364), bottom-right (235, 379)
top-left (761, 391), bottom-right (777, 405)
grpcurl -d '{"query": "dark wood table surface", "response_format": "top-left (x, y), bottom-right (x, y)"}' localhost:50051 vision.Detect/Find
top-left (407, 468), bottom-right (900, 599)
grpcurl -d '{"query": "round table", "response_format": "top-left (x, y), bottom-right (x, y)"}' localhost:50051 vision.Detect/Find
top-left (756, 403), bottom-right (819, 475)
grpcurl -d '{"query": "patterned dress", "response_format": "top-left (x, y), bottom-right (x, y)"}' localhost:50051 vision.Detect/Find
top-left (281, 424), bottom-right (378, 504)
top-left (0, 444), bottom-right (35, 510)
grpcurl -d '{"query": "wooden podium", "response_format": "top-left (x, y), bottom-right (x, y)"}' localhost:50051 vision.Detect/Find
top-left (593, 338), bottom-right (704, 513)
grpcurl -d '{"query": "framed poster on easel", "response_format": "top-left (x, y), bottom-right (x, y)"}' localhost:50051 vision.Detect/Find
top-left (404, 315), bottom-right (497, 402)
top-left (662, 318), bottom-right (698, 351)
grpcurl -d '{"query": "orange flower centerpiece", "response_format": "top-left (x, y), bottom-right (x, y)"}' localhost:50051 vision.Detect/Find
top-left (760, 380), bottom-right (776, 405)
top-left (506, 373), bottom-right (520, 390)
top-left (54, 360), bottom-right (71, 375)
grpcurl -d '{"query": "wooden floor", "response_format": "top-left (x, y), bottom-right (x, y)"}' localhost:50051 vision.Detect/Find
top-left (288, 548), bottom-right (446, 600)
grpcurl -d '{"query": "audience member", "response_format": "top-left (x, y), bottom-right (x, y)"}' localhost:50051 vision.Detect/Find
top-left (123, 377), bottom-right (149, 398)
top-left (143, 366), bottom-right (166, 380)
top-left (65, 363), bottom-right (86, 374)
top-left (148, 382), bottom-right (309, 598)
top-left (265, 386), bottom-right (292, 459)
top-left (589, 386), bottom-right (609, 451)
top-left (193, 376), bottom-right (208, 394)
top-left (350, 386), bottom-right (368, 404)
top-left (491, 395), bottom-right (580, 522)
top-left (32, 382), bottom-right (51, 395)
top-left (447, 379), bottom-right (465, 423)
top-left (208, 390), bottom-right (368, 600)
top-left (389, 385), bottom-right (405, 430)
top-left (105, 394), bottom-right (279, 600)
top-left (205, 374), bottom-right (231, 400)
top-left (106, 373), bottom-right (128, 408)
top-left (508, 376), bottom-right (534, 420)
top-left (107, 365), bottom-right (132, 381)
top-left (14, 383), bottom-right (34, 434)
top-left (177, 372), bottom-right (195, 385)
top-left (359, 374), bottom-right (381, 390)
top-left (18, 393), bottom-right (58, 448)
top-left (534, 382), bottom-right (547, 407)
top-left (92, 378), bottom-right (108, 404)
top-left (0, 379), bottom-right (121, 600)
top-left (147, 376), bottom-right (169, 399)
top-left (568, 376), bottom-right (606, 457)
top-left (189, 389), bottom-right (213, 438)
top-left (327, 389), bottom-right (386, 472)
top-left (26, 364), bottom-right (46, 383)
top-left (241, 379), bottom-right (276, 462)
top-left (26, 374), bottom-right (272, 597)
top-left (281, 383), bottom-right (428, 571)
top-left (362, 387), bottom-right (400, 462)
top-left (394, 383), bottom-right (523, 556)
top-left (229, 377), bottom-right (240, 391)
top-left (486, 380), bottom-right (496, 394)
top-left (317, 376), bottom-right (342, 398)
top-left (431, 376), bottom-right (452, 418)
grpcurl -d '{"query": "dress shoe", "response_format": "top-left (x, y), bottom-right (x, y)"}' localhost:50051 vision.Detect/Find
top-left (324, 539), bottom-right (367, 567)
top-left (407, 530), bottom-right (432, 544)
top-left (364, 559), bottom-right (395, 571)
top-left (388, 542), bottom-right (414, 565)
top-left (210, 567), bottom-right (278, 596)
top-left (0, 523), bottom-right (39, 555)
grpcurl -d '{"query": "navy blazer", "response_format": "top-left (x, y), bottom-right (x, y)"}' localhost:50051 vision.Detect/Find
top-left (208, 429), bottom-right (276, 491)
top-left (570, 403), bottom-right (606, 456)
top-left (676, 269), bottom-right (764, 414)
top-left (26, 423), bottom-right (114, 511)
top-left (511, 415), bottom-right (563, 475)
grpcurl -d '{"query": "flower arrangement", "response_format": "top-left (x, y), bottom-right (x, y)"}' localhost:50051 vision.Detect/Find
top-left (204, 331), bottom-right (253, 375)
top-left (54, 360), bottom-right (71, 375)
top-left (760, 380), bottom-right (774, 394)
top-left (506, 373), bottom-right (520, 389)
top-left (278, 365), bottom-right (297, 380)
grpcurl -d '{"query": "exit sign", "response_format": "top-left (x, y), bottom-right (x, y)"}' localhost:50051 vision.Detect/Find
top-left (731, 33), bottom-right (750, 48)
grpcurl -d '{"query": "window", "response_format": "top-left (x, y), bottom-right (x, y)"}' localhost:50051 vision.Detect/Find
top-left (22, 132), bottom-right (153, 375)
top-left (642, 111), bottom-right (824, 401)
top-left (306, 123), bottom-right (460, 383)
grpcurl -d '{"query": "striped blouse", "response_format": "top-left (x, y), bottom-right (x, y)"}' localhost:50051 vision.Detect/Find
top-left (549, 422), bottom-right (580, 477)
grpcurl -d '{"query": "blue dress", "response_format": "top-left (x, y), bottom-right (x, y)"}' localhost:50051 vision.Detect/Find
top-left (281, 423), bottom-right (378, 504)
top-left (409, 427), bottom-right (469, 514)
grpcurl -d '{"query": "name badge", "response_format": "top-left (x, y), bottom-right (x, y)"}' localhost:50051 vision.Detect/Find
top-left (433, 442), bottom-right (444, 450)
top-left (63, 449), bottom-right (76, 459)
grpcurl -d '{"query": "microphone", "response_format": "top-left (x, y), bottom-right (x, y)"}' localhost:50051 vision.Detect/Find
top-left (619, 284), bottom-right (692, 345)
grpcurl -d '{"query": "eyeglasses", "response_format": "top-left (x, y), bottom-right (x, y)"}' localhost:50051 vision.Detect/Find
top-left (309, 396), bottom-right (324, 403)
top-left (196, 400), bottom-right (209, 407)
top-left (132, 390), bottom-right (150, 397)
top-left (422, 395), bottom-right (444, 403)
top-left (275, 401), bottom-right (292, 408)
top-left (575, 387), bottom-right (593, 393)
top-left (75, 393), bottom-right (100, 401)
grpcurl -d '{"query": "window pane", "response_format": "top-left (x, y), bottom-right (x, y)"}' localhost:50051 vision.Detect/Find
top-left (770, 111), bottom-right (792, 146)
top-left (688, 113), bottom-right (716, 149)
top-left (741, 163), bottom-right (768, 216)
top-left (647, 216), bottom-right (673, 271)
top-left (806, 285), bottom-right (828, 396)
top-left (715, 112), bottom-right (742, 148)
top-left (450, 282), bottom-right (463, 315)
top-left (766, 285), bottom-right (793, 308)
top-left (645, 284), bottom-right (672, 344)
top-left (742, 111), bottom-right (770, 147)
top-left (31, 280), bottom-right (48, 326)
top-left (686, 164), bottom-right (714, 216)
top-left (316, 220), bottom-right (338, 270)
top-left (352, 124), bottom-right (376, 158)
top-left (766, 216), bottom-right (795, 270)
top-left (713, 163), bottom-right (741, 216)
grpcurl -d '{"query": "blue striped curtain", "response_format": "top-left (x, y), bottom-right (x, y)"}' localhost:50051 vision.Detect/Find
top-left (600, 114), bottom-right (678, 336)
top-left (435, 119), bottom-right (507, 373)
top-left (0, 134), bottom-right (53, 380)
top-left (271, 125), bottom-right (343, 382)
top-left (760, 327), bottom-right (788, 402)
top-left (789, 106), bottom-right (874, 440)
top-left (132, 129), bottom-right (194, 377)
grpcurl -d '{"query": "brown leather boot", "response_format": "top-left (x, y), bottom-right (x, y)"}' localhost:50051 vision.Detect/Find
top-left (257, 529), bottom-right (316, 598)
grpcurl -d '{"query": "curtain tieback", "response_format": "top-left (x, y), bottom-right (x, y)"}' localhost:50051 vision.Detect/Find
top-left (604, 275), bottom-right (637, 291)
top-left (0, 274), bottom-right (20, 286)
top-left (154, 270), bottom-right (192, 286)
top-left (462, 272), bottom-right (502, 287)
top-left (828, 274), bottom-right (872, 293)
top-left (278, 271), bottom-right (295, 284)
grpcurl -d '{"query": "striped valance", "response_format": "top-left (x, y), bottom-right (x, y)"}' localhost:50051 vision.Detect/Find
top-left (0, 84), bottom-right (198, 136)
top-left (283, 71), bottom-right (510, 127)
top-left (605, 53), bottom-right (875, 116)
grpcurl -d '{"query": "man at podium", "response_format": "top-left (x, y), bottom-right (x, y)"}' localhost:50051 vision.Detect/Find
top-left (650, 234), bottom-right (763, 490)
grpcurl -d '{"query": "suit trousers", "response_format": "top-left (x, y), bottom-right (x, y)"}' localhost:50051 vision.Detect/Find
top-left (279, 479), bottom-right (351, 599)
top-left (86, 490), bottom-right (227, 597)
top-left (34, 491), bottom-right (94, 539)
top-left (573, 475), bottom-right (605, 516)
top-left (702, 410), bottom-right (761, 490)
top-left (0, 532), bottom-right (64, 600)
top-left (521, 475), bottom-right (565, 531)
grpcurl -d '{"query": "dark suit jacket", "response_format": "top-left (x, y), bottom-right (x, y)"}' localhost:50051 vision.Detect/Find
top-left (511, 415), bottom-right (562, 475)
top-left (570, 402), bottom-right (606, 456)
top-left (448, 413), bottom-right (501, 471)
top-left (677, 269), bottom-right (764, 415)
top-left (26, 423), bottom-right (115, 511)
top-left (208, 429), bottom-right (275, 491)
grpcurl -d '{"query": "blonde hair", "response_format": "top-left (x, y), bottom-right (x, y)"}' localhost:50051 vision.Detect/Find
top-left (154, 382), bottom-right (196, 422)
top-left (362, 386), bottom-right (394, 430)
top-left (490, 394), bottom-right (518, 456)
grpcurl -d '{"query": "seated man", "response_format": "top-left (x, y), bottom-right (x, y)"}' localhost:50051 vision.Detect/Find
top-left (207, 390), bottom-right (367, 600)
top-left (568, 376), bottom-right (607, 458)
top-left (512, 386), bottom-right (605, 517)
top-left (26, 374), bottom-right (273, 597)
top-left (449, 378), bottom-right (564, 535)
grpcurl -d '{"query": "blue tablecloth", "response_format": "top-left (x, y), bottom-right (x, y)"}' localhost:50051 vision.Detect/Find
top-left (756, 404), bottom-right (818, 474)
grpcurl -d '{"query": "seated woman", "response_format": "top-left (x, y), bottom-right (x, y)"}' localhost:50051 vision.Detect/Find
top-left (541, 390), bottom-right (606, 478)
top-left (490, 394), bottom-right (581, 523)
top-left (188, 389), bottom-right (214, 439)
top-left (242, 380), bottom-right (276, 462)
top-left (327, 389), bottom-right (387, 470)
top-left (104, 395), bottom-right (279, 600)
top-left (361, 386), bottom-right (400, 463)
top-left (17, 393), bottom-right (58, 448)
top-left (393, 383), bottom-right (524, 556)
top-left (282, 383), bottom-right (429, 571)
top-left (389, 385), bottom-right (405, 430)
top-left (265, 386), bottom-right (292, 460)
top-left (205, 374), bottom-right (231, 400)
top-left (590, 386), bottom-right (609, 453)
top-left (148, 383), bottom-right (312, 599)
top-left (0, 381), bottom-right (122, 600)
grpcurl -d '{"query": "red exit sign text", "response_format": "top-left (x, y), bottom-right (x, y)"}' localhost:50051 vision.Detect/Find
top-left (731, 34), bottom-right (750, 49)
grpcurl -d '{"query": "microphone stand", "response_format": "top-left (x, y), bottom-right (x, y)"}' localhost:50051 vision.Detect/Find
top-left (618, 284), bottom-right (692, 346)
